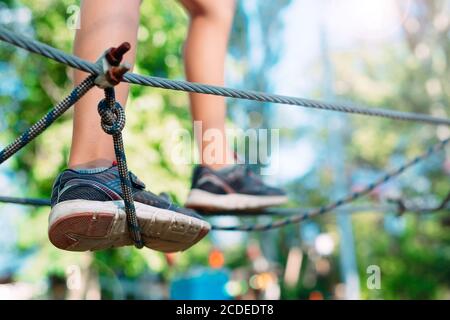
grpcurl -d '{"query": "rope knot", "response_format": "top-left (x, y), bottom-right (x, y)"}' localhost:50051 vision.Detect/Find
top-left (97, 99), bottom-right (126, 135)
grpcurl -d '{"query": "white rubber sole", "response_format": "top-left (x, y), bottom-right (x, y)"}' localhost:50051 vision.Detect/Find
top-left (48, 200), bottom-right (210, 253)
top-left (185, 189), bottom-right (288, 212)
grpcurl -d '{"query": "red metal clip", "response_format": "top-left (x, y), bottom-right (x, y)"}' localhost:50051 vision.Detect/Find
top-left (105, 63), bottom-right (131, 86)
top-left (95, 42), bottom-right (131, 88)
top-left (105, 42), bottom-right (131, 67)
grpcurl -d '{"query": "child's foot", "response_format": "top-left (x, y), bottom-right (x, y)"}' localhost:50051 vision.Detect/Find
top-left (48, 165), bottom-right (210, 253)
top-left (185, 165), bottom-right (288, 212)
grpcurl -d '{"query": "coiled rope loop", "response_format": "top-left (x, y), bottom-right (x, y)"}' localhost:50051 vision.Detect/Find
top-left (100, 88), bottom-right (143, 248)
top-left (98, 99), bottom-right (126, 135)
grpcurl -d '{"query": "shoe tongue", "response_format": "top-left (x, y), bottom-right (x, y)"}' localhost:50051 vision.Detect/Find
top-left (110, 165), bottom-right (147, 190)
top-left (129, 172), bottom-right (146, 189)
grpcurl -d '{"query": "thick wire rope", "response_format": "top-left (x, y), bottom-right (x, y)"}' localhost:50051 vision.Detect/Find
top-left (1, 26), bottom-right (449, 126)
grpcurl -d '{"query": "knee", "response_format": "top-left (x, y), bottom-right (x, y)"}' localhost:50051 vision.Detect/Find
top-left (181, 0), bottom-right (235, 24)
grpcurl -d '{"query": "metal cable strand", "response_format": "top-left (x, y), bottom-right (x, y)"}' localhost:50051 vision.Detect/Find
top-left (124, 74), bottom-right (450, 126)
top-left (1, 26), bottom-right (450, 126)
top-left (99, 88), bottom-right (143, 248)
top-left (0, 26), bottom-right (100, 75)
top-left (390, 190), bottom-right (450, 214)
top-left (1, 195), bottom-right (449, 214)
top-left (0, 196), bottom-right (51, 206)
top-left (0, 76), bottom-right (95, 164)
top-left (431, 192), bottom-right (450, 211)
top-left (211, 137), bottom-right (450, 231)
top-left (205, 199), bottom-right (450, 216)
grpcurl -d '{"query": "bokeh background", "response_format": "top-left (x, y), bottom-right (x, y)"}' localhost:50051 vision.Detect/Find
top-left (1, 0), bottom-right (450, 300)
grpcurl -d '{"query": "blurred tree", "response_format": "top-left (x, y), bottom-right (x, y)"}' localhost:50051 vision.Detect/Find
top-left (0, 0), bottom-right (449, 300)
top-left (325, 0), bottom-right (450, 299)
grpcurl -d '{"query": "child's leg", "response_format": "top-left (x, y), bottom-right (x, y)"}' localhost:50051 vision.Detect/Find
top-left (68, 0), bottom-right (141, 169)
top-left (51, 0), bottom-right (210, 253)
top-left (181, 0), bottom-right (288, 212)
top-left (180, 0), bottom-right (236, 170)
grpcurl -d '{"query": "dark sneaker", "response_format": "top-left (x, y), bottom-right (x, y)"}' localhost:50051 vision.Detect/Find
top-left (48, 166), bottom-right (210, 253)
top-left (185, 165), bottom-right (288, 212)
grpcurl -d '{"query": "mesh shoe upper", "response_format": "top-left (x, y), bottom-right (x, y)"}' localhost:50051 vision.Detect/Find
top-left (51, 166), bottom-right (203, 219)
top-left (191, 164), bottom-right (286, 196)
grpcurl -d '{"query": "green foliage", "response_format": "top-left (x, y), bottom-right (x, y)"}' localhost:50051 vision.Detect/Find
top-left (0, 0), bottom-right (449, 300)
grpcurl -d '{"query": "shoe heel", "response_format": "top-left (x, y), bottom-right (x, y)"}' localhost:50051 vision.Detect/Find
top-left (48, 212), bottom-right (115, 251)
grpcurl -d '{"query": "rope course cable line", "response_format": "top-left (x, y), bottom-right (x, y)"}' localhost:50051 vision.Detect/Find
top-left (207, 191), bottom-right (450, 216)
top-left (0, 26), bottom-right (449, 234)
top-left (1, 26), bottom-right (450, 126)
top-left (0, 196), bottom-right (50, 207)
top-left (210, 137), bottom-right (449, 231)
top-left (388, 191), bottom-right (450, 215)
top-left (2, 191), bottom-right (449, 215)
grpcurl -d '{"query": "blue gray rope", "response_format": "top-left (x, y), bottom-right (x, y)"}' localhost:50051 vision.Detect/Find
top-left (99, 88), bottom-right (143, 248)
top-left (0, 75), bottom-right (95, 165)
top-left (3, 195), bottom-right (448, 215)
top-left (1, 26), bottom-right (449, 126)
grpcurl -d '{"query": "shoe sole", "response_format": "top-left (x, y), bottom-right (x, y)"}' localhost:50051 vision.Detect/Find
top-left (185, 189), bottom-right (288, 213)
top-left (48, 200), bottom-right (210, 253)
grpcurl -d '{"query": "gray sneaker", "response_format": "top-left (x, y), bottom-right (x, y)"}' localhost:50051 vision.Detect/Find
top-left (49, 165), bottom-right (210, 252)
top-left (185, 165), bottom-right (288, 212)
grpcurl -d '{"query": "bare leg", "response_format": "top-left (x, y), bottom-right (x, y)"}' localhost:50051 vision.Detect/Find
top-left (69, 0), bottom-right (141, 169)
top-left (180, 0), bottom-right (236, 170)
